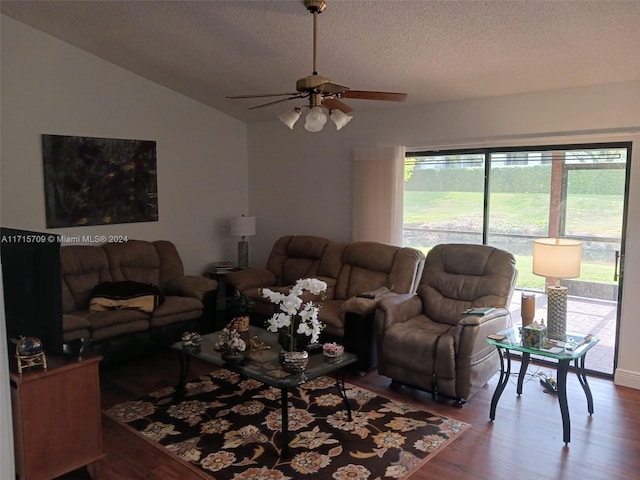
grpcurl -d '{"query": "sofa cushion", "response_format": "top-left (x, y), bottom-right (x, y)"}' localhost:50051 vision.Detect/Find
top-left (266, 235), bottom-right (332, 286)
top-left (89, 281), bottom-right (164, 313)
top-left (335, 242), bottom-right (400, 300)
top-left (340, 290), bottom-right (395, 316)
top-left (103, 240), bottom-right (161, 286)
top-left (165, 275), bottom-right (218, 302)
top-left (90, 319), bottom-right (150, 342)
top-left (62, 314), bottom-right (91, 332)
top-left (420, 244), bottom-right (517, 326)
top-left (70, 308), bottom-right (149, 330)
top-left (149, 296), bottom-right (203, 328)
top-left (381, 315), bottom-right (456, 379)
top-left (62, 314), bottom-right (92, 342)
top-left (153, 240), bottom-right (185, 290)
top-left (61, 245), bottom-right (112, 312)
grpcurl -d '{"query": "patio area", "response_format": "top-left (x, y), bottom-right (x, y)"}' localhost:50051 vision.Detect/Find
top-left (509, 289), bottom-right (617, 376)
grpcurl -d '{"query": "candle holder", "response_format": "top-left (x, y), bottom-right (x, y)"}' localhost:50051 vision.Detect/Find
top-left (521, 293), bottom-right (535, 327)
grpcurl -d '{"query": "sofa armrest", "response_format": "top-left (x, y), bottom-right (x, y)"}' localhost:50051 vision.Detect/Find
top-left (165, 275), bottom-right (218, 302)
top-left (226, 268), bottom-right (277, 292)
top-left (455, 308), bottom-right (511, 361)
top-left (458, 307), bottom-right (510, 327)
top-left (375, 293), bottom-right (422, 333)
top-left (340, 291), bottom-right (396, 316)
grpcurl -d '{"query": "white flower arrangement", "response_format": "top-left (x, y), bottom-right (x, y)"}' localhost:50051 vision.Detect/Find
top-left (262, 277), bottom-right (327, 351)
top-left (214, 326), bottom-right (246, 354)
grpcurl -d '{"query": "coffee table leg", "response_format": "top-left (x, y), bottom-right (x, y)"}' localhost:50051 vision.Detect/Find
top-left (174, 352), bottom-right (191, 402)
top-left (557, 359), bottom-right (571, 444)
top-left (575, 356), bottom-right (594, 415)
top-left (335, 375), bottom-right (353, 422)
top-left (490, 347), bottom-right (511, 421)
top-left (280, 388), bottom-right (289, 458)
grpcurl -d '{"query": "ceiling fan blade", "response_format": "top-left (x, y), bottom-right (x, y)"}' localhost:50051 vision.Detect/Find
top-left (248, 96), bottom-right (302, 110)
top-left (322, 97), bottom-right (353, 113)
top-left (227, 92), bottom-right (299, 99)
top-left (316, 82), bottom-right (350, 95)
top-left (341, 90), bottom-right (408, 102)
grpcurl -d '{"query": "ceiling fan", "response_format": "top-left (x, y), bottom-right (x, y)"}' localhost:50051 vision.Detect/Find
top-left (226, 0), bottom-right (407, 131)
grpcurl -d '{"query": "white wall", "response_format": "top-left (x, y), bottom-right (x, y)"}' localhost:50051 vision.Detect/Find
top-left (0, 16), bottom-right (249, 274)
top-left (0, 278), bottom-right (15, 480)
top-left (0, 16), bottom-right (250, 470)
top-left (247, 81), bottom-right (640, 387)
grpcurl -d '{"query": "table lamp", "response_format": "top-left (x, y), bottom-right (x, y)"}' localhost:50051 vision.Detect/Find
top-left (230, 215), bottom-right (256, 268)
top-left (532, 238), bottom-right (582, 340)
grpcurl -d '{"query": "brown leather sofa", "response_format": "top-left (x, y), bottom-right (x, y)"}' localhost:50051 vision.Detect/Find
top-left (226, 235), bottom-right (425, 371)
top-left (61, 239), bottom-right (218, 364)
top-left (375, 243), bottom-right (517, 404)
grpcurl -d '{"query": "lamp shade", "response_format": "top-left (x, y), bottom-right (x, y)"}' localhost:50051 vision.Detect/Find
top-left (304, 106), bottom-right (328, 132)
top-left (533, 238), bottom-right (582, 279)
top-left (230, 216), bottom-right (256, 237)
top-left (278, 108), bottom-right (301, 129)
top-left (330, 109), bottom-right (353, 130)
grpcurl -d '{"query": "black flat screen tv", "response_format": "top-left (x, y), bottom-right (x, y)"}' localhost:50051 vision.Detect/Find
top-left (1, 227), bottom-right (64, 355)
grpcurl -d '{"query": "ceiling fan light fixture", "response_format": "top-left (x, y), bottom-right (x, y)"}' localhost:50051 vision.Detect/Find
top-left (228, 0), bottom-right (407, 132)
top-left (278, 108), bottom-right (302, 129)
top-left (330, 109), bottom-right (353, 130)
top-left (304, 106), bottom-right (327, 132)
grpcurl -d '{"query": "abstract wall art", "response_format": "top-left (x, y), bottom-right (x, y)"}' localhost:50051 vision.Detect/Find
top-left (42, 134), bottom-right (158, 228)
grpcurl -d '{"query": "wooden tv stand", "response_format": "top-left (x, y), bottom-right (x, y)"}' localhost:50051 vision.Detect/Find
top-left (10, 353), bottom-right (104, 480)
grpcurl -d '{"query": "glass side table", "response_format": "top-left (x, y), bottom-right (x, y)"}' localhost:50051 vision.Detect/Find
top-left (486, 325), bottom-right (599, 444)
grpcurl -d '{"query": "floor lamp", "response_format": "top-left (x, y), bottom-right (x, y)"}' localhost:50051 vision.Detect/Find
top-left (230, 215), bottom-right (256, 269)
top-left (532, 238), bottom-right (582, 340)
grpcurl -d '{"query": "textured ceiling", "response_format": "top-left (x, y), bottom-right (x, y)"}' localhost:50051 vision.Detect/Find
top-left (2, 0), bottom-right (640, 123)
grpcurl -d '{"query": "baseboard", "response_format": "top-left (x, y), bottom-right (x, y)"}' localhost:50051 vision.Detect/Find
top-left (614, 368), bottom-right (640, 390)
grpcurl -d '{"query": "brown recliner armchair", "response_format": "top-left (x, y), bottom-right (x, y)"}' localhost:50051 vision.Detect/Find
top-left (375, 243), bottom-right (517, 404)
top-left (226, 235), bottom-right (344, 318)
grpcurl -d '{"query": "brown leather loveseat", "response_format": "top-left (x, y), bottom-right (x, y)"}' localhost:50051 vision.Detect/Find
top-left (226, 235), bottom-right (425, 371)
top-left (61, 239), bottom-right (218, 364)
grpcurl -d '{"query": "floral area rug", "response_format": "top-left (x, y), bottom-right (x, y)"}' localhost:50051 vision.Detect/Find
top-left (105, 370), bottom-right (470, 479)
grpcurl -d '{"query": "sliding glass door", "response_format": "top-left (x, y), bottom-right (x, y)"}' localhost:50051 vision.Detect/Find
top-left (405, 143), bottom-right (631, 376)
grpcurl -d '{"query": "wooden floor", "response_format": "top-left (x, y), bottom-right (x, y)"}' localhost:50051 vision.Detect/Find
top-left (59, 349), bottom-right (640, 480)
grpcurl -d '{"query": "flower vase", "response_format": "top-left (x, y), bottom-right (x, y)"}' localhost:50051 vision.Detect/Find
top-left (279, 350), bottom-right (309, 373)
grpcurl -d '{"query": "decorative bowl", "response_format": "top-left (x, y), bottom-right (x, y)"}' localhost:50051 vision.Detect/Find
top-left (323, 342), bottom-right (344, 358)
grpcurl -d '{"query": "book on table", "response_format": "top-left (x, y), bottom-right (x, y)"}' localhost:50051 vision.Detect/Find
top-left (463, 307), bottom-right (496, 316)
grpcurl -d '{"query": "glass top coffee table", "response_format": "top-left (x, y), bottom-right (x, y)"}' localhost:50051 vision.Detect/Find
top-left (486, 325), bottom-right (599, 444)
top-left (171, 326), bottom-right (357, 457)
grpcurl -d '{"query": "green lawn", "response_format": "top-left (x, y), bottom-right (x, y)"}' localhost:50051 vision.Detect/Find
top-left (412, 247), bottom-right (616, 289)
top-left (405, 191), bottom-right (623, 237)
top-left (514, 255), bottom-right (615, 289)
top-left (405, 191), bottom-right (621, 287)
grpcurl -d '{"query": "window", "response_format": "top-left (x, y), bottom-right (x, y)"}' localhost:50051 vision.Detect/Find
top-left (404, 142), bottom-right (631, 375)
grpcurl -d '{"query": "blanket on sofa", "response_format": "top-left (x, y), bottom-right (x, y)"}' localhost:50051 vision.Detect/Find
top-left (89, 281), bottom-right (164, 313)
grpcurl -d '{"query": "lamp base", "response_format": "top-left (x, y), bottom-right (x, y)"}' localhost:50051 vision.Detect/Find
top-left (546, 286), bottom-right (567, 340)
top-left (237, 240), bottom-right (249, 269)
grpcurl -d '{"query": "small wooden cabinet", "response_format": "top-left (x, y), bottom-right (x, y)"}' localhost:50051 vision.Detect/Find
top-left (10, 354), bottom-right (104, 480)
